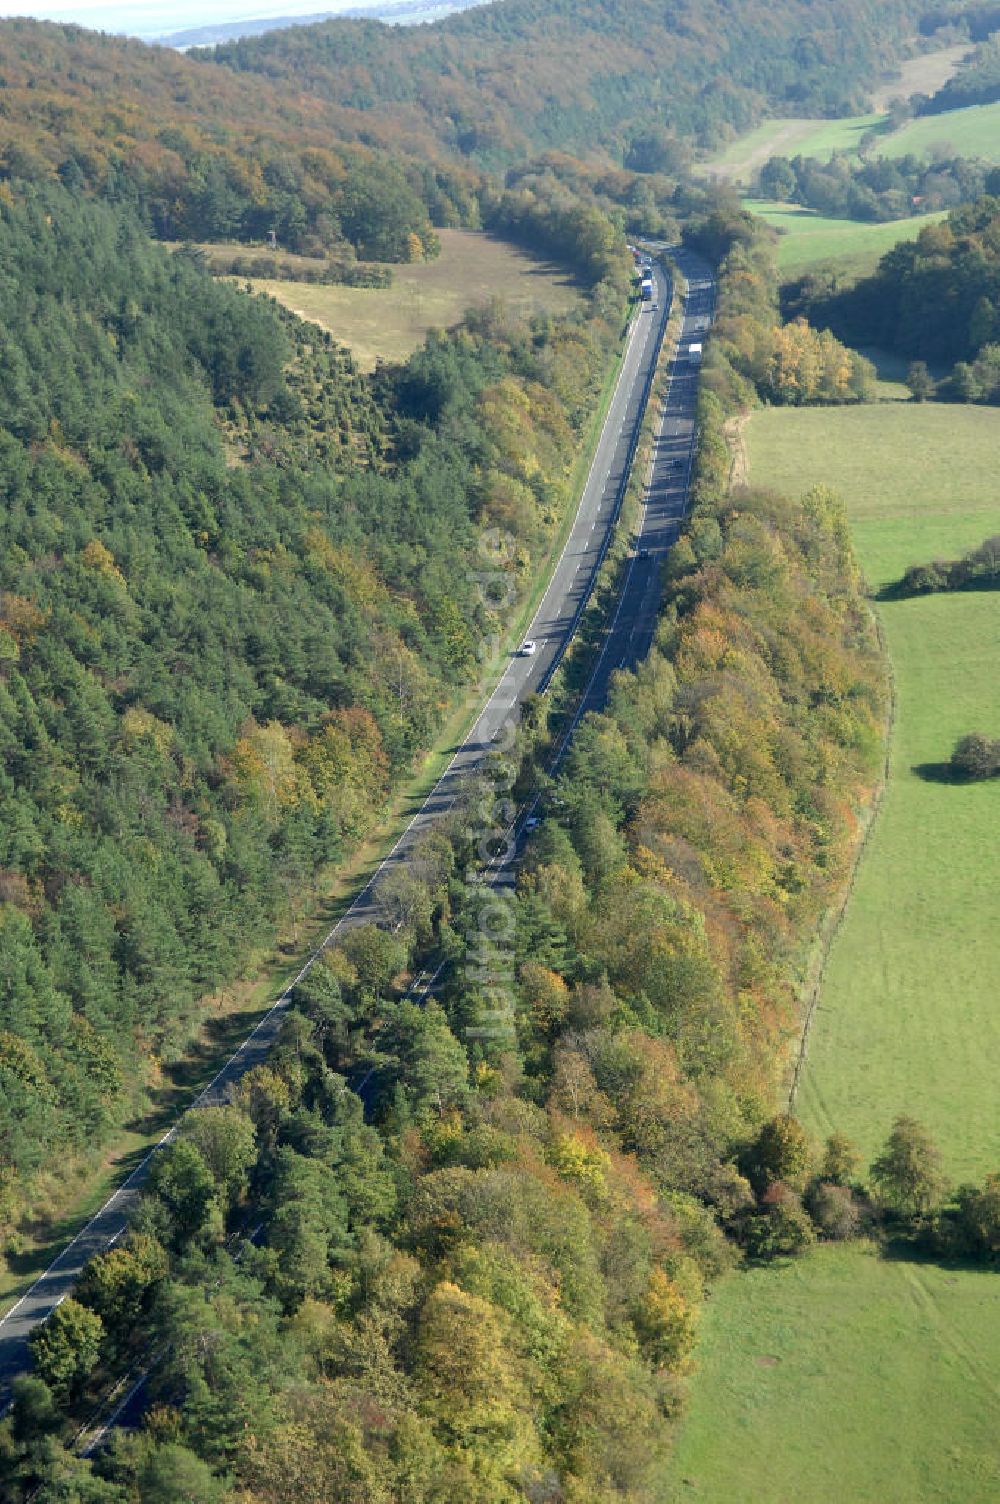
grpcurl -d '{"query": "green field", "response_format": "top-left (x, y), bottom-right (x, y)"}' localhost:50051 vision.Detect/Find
top-left (702, 44), bottom-right (1000, 185)
top-left (743, 199), bottom-right (947, 274)
top-left (699, 115), bottom-right (886, 183)
top-left (246, 227), bottom-right (583, 369)
top-left (669, 402), bottom-right (1000, 1501)
top-left (669, 1244), bottom-right (1000, 1503)
top-left (749, 403), bottom-right (1000, 1178)
top-left (880, 99), bottom-right (1000, 161)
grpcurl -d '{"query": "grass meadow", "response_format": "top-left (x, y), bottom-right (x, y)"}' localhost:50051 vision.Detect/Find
top-left (668, 1243), bottom-right (1000, 1503)
top-left (246, 227), bottom-right (583, 369)
top-left (883, 99), bottom-right (1000, 162)
top-left (699, 115), bottom-right (886, 183)
top-left (749, 403), bottom-right (1000, 1178)
top-left (701, 40), bottom-right (998, 189)
top-left (743, 199), bottom-right (947, 274)
top-left (668, 403), bottom-right (1000, 1501)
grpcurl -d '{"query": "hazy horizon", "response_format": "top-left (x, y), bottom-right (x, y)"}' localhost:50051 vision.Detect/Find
top-left (0, 0), bottom-right (417, 39)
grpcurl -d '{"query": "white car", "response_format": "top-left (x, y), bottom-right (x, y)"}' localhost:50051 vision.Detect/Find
top-left (520, 639), bottom-right (538, 656)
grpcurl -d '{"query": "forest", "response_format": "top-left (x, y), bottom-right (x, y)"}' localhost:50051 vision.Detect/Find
top-left (0, 19), bottom-right (478, 254)
top-left (0, 203), bottom-right (930, 1501)
top-left (5, 0), bottom-right (1000, 1494)
top-left (0, 179), bottom-right (630, 1237)
top-left (201, 0), bottom-right (933, 163)
top-left (0, 0), bottom-right (939, 260)
top-left (784, 196), bottom-right (1000, 376)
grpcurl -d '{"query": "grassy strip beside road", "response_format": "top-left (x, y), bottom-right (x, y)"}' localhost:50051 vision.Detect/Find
top-left (0, 292), bottom-right (638, 1319)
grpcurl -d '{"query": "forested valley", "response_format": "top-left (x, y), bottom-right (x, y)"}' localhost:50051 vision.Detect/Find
top-left (0, 0), bottom-right (939, 260)
top-left (3, 0), bottom-right (1000, 1497)
top-left (0, 179), bottom-right (630, 1239)
top-left (0, 207), bottom-right (899, 1503)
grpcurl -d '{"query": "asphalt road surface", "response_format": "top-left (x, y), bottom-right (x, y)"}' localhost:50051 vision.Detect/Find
top-left (0, 250), bottom-right (710, 1401)
top-left (554, 243), bottom-right (715, 744)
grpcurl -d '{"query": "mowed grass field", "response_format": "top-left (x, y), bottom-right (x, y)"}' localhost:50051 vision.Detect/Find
top-left (749, 403), bottom-right (1000, 1179)
top-left (880, 98), bottom-right (1000, 160)
top-left (699, 114), bottom-right (885, 183)
top-left (668, 402), bottom-right (1000, 1503)
top-left (701, 45), bottom-right (997, 184)
top-left (246, 228), bottom-right (583, 369)
top-left (743, 199), bottom-right (947, 274)
top-left (668, 1244), bottom-right (1000, 1503)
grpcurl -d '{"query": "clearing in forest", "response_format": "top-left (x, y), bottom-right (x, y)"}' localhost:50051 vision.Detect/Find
top-left (743, 199), bottom-right (947, 274)
top-left (668, 401), bottom-right (1000, 1503)
top-left (700, 42), bottom-right (989, 185)
top-left (243, 228), bottom-right (584, 369)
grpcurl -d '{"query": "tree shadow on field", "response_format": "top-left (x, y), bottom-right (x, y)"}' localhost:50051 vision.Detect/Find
top-left (912, 760), bottom-right (963, 784)
top-left (877, 1236), bottom-right (998, 1285)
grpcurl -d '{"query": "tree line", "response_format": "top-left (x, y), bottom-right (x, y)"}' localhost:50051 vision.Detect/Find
top-left (883, 532), bottom-right (1000, 596)
top-left (684, 205), bottom-right (875, 406)
top-left (759, 149), bottom-right (999, 223)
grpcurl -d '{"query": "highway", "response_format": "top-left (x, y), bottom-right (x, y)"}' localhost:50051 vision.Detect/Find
top-left (0, 248), bottom-right (714, 1401)
top-left (553, 243), bottom-right (714, 740)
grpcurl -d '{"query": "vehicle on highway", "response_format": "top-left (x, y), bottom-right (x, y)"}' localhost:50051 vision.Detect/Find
top-left (520, 639), bottom-right (538, 656)
top-left (637, 547), bottom-right (650, 560)
top-left (689, 341), bottom-right (703, 359)
top-left (524, 815), bottom-right (541, 831)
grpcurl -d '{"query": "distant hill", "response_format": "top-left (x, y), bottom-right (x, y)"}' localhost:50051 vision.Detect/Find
top-left (159, 0), bottom-right (482, 49)
top-left (0, 17), bottom-right (480, 254)
top-left (199, 0), bottom-right (935, 165)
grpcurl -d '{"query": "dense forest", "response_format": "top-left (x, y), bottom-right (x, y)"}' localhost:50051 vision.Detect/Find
top-left (202, 0), bottom-right (933, 164)
top-left (785, 197), bottom-right (1000, 382)
top-left (0, 19), bottom-right (478, 254)
top-left (0, 212), bottom-right (895, 1503)
top-left (0, 180), bottom-right (630, 1236)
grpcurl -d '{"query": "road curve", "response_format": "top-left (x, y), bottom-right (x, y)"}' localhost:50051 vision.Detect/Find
top-left (0, 256), bottom-right (680, 1399)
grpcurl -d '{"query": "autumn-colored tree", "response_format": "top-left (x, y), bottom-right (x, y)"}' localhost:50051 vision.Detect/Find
top-left (870, 1116), bottom-right (949, 1220)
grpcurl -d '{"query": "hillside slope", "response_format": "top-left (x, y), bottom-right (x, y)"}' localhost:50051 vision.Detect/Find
top-left (202, 0), bottom-right (933, 163)
top-left (0, 181), bottom-right (625, 1237)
